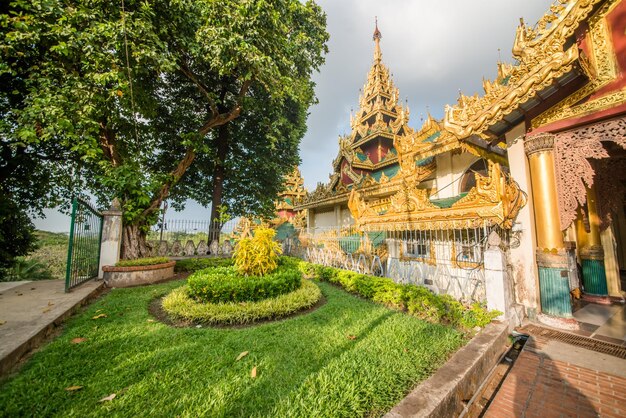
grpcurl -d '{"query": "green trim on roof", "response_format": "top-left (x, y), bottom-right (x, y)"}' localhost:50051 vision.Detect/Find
top-left (416, 156), bottom-right (434, 167)
top-left (429, 192), bottom-right (468, 209)
top-left (370, 164), bottom-right (400, 181)
top-left (423, 131), bottom-right (440, 143)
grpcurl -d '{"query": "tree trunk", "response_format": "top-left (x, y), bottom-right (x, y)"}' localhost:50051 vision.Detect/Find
top-left (209, 124), bottom-right (230, 244)
top-left (121, 223), bottom-right (152, 259)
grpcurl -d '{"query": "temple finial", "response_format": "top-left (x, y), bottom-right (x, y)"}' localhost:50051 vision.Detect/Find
top-left (373, 17), bottom-right (382, 41)
top-left (373, 17), bottom-right (382, 61)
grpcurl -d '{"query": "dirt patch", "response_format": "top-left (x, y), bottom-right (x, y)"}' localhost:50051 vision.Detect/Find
top-left (148, 292), bottom-right (327, 329)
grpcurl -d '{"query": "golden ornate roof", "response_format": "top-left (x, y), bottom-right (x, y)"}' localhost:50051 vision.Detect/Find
top-left (275, 168), bottom-right (307, 211)
top-left (442, 0), bottom-right (604, 138)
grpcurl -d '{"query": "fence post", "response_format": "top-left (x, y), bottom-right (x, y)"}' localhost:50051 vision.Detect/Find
top-left (484, 231), bottom-right (514, 326)
top-left (98, 198), bottom-right (123, 278)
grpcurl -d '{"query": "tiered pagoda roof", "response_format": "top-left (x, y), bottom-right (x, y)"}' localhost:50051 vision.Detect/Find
top-left (328, 21), bottom-right (413, 193)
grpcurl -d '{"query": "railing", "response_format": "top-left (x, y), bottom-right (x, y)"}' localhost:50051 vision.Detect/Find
top-left (147, 219), bottom-right (239, 257)
top-left (65, 198), bottom-right (103, 292)
top-left (296, 224), bottom-right (510, 303)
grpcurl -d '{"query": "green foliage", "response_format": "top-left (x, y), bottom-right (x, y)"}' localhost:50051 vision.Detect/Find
top-left (174, 257), bottom-right (234, 273)
top-left (164, 279), bottom-right (320, 325)
top-left (1, 257), bottom-right (54, 282)
top-left (0, 197), bottom-right (38, 276)
top-left (295, 259), bottom-right (500, 330)
top-left (0, 280), bottom-right (462, 417)
top-left (187, 265), bottom-right (301, 304)
top-left (1, 0), bottom-right (329, 256)
top-left (233, 227), bottom-right (282, 276)
top-left (23, 231), bottom-right (68, 280)
top-left (115, 257), bottom-right (170, 267)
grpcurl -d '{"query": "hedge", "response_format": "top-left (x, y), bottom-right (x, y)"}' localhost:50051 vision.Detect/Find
top-left (187, 264), bottom-right (302, 304)
top-left (295, 259), bottom-right (499, 330)
top-left (174, 257), bottom-right (234, 272)
top-left (162, 279), bottom-right (321, 325)
top-left (115, 257), bottom-right (170, 267)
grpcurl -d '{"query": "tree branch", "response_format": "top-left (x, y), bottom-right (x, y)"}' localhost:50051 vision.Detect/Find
top-left (140, 79), bottom-right (251, 219)
top-left (98, 121), bottom-right (123, 167)
top-left (179, 61), bottom-right (219, 117)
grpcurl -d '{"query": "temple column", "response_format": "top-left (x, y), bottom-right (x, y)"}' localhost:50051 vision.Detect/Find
top-left (524, 134), bottom-right (576, 323)
top-left (580, 185), bottom-right (609, 297)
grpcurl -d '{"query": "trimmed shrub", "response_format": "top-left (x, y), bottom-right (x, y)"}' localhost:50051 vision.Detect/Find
top-left (116, 257), bottom-right (170, 267)
top-left (163, 279), bottom-right (321, 325)
top-left (187, 264), bottom-right (302, 304)
top-left (293, 258), bottom-right (500, 330)
top-left (174, 257), bottom-right (234, 273)
top-left (234, 227), bottom-right (282, 276)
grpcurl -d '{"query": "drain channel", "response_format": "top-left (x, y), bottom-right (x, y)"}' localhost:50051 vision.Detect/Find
top-left (520, 324), bottom-right (626, 359)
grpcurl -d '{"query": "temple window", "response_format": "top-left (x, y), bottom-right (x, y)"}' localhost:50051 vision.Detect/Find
top-left (459, 159), bottom-right (489, 194)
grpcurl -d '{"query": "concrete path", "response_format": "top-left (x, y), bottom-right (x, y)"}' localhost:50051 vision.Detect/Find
top-left (0, 279), bottom-right (105, 377)
top-left (485, 328), bottom-right (626, 417)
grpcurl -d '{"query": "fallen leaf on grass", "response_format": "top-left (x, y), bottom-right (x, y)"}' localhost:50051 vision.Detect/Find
top-left (250, 366), bottom-right (257, 378)
top-left (65, 386), bottom-right (83, 392)
top-left (347, 335), bottom-right (357, 340)
top-left (71, 337), bottom-right (87, 344)
top-left (236, 351), bottom-right (249, 361)
top-left (92, 314), bottom-right (107, 320)
top-left (146, 319), bottom-right (155, 323)
top-left (99, 393), bottom-right (116, 402)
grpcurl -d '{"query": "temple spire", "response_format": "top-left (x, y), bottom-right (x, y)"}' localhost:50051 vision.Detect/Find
top-left (373, 17), bottom-right (382, 62)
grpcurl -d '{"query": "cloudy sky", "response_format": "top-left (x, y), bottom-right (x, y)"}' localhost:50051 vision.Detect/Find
top-left (299, 0), bottom-right (553, 190)
top-left (35, 0), bottom-right (553, 231)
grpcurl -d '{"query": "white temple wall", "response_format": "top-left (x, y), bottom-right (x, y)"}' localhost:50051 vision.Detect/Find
top-left (340, 205), bottom-right (354, 227)
top-left (505, 123), bottom-right (540, 319)
top-left (434, 152), bottom-right (478, 198)
top-left (313, 209), bottom-right (337, 229)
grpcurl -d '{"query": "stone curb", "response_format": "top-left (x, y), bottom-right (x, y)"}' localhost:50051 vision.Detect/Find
top-left (385, 321), bottom-right (509, 418)
top-left (0, 281), bottom-right (106, 378)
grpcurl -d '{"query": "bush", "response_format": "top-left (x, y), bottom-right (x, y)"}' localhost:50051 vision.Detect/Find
top-left (1, 258), bottom-right (54, 282)
top-left (187, 264), bottom-right (302, 304)
top-left (293, 258), bottom-right (500, 330)
top-left (115, 257), bottom-right (170, 267)
top-left (174, 257), bottom-right (234, 272)
top-left (233, 227), bottom-right (282, 276)
top-left (163, 279), bottom-right (321, 325)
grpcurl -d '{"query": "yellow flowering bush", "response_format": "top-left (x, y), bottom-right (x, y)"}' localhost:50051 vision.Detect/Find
top-left (233, 227), bottom-right (282, 276)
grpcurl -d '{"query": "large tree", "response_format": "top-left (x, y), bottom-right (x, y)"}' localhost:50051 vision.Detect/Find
top-left (1, 0), bottom-right (327, 258)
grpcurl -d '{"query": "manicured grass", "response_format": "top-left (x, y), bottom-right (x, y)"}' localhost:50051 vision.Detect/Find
top-left (115, 257), bottom-right (171, 267)
top-left (0, 280), bottom-right (464, 417)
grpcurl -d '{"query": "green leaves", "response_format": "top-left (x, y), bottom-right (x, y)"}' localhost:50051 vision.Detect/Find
top-left (2, 0), bottom-right (328, 258)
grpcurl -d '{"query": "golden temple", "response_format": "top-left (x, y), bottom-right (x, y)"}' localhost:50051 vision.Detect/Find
top-left (287, 0), bottom-right (626, 328)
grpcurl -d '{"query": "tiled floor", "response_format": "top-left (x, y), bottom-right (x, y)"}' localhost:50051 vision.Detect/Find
top-left (484, 334), bottom-right (626, 418)
top-left (572, 300), bottom-right (626, 346)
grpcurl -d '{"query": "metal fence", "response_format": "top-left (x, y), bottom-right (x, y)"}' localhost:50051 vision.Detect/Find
top-left (65, 198), bottom-right (103, 292)
top-left (297, 224), bottom-right (510, 303)
top-left (147, 219), bottom-right (240, 257)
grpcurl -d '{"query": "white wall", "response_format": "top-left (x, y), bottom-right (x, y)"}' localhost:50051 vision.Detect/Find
top-left (434, 152), bottom-right (478, 198)
top-left (314, 209), bottom-right (337, 228)
top-left (506, 123), bottom-right (540, 318)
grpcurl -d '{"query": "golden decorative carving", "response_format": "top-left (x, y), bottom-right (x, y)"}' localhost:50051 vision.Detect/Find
top-left (532, 0), bottom-right (624, 128)
top-left (524, 133), bottom-right (555, 156)
top-left (348, 162), bottom-right (526, 231)
top-left (580, 245), bottom-right (605, 260)
top-left (442, 0), bottom-right (601, 138)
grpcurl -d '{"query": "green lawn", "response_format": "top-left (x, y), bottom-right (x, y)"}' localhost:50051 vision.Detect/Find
top-left (0, 280), bottom-right (464, 417)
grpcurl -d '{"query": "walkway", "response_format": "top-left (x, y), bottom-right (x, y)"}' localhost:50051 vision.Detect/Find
top-left (0, 279), bottom-right (105, 377)
top-left (485, 307), bottom-right (626, 418)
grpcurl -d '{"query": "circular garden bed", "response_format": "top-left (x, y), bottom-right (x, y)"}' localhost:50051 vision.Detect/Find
top-left (161, 260), bottom-right (322, 326)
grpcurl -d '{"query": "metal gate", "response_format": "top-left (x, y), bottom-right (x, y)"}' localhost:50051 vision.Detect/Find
top-left (65, 198), bottom-right (103, 292)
